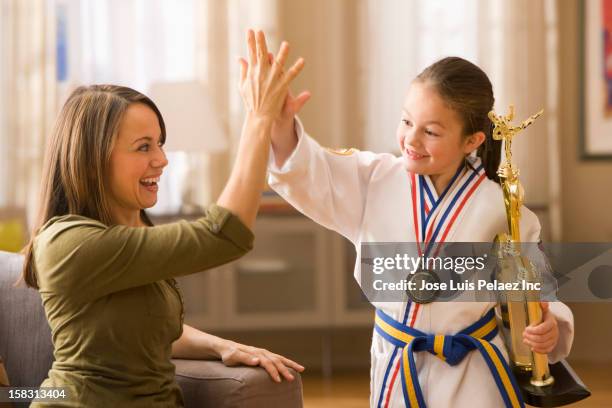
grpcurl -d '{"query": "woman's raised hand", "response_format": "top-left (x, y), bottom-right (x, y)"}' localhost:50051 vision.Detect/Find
top-left (217, 30), bottom-right (305, 228)
top-left (238, 30), bottom-right (305, 123)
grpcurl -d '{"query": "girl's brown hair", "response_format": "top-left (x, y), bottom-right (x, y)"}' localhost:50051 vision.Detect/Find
top-left (415, 56), bottom-right (501, 183)
top-left (21, 85), bottom-right (166, 289)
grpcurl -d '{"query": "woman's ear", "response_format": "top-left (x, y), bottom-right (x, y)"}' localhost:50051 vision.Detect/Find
top-left (463, 131), bottom-right (486, 154)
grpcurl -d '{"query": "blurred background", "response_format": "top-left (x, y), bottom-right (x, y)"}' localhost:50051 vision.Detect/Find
top-left (0, 0), bottom-right (610, 406)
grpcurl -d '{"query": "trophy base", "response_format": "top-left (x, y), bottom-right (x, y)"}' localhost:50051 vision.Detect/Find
top-left (514, 360), bottom-right (591, 407)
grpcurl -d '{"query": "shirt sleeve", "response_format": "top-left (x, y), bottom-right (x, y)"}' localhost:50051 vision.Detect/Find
top-left (268, 117), bottom-right (390, 244)
top-left (34, 204), bottom-right (253, 301)
top-left (547, 302), bottom-right (574, 363)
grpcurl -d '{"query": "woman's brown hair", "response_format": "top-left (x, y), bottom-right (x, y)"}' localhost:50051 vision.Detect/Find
top-left (21, 85), bottom-right (166, 289)
top-left (415, 56), bottom-right (501, 183)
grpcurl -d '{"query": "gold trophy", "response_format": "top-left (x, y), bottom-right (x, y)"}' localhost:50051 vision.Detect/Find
top-left (491, 105), bottom-right (590, 406)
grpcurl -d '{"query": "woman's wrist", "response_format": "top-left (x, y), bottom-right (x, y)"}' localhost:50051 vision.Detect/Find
top-left (209, 335), bottom-right (232, 359)
top-left (245, 112), bottom-right (275, 129)
top-left (240, 114), bottom-right (273, 144)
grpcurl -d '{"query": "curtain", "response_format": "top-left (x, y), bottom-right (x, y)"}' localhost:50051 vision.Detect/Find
top-left (0, 0), bottom-right (56, 227)
top-left (362, 0), bottom-right (561, 239)
top-left (56, 0), bottom-right (202, 214)
top-left (194, 0), bottom-right (279, 200)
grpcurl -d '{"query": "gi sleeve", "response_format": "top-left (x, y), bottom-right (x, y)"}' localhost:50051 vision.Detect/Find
top-left (268, 117), bottom-right (386, 244)
top-left (547, 302), bottom-right (574, 363)
top-left (34, 204), bottom-right (253, 300)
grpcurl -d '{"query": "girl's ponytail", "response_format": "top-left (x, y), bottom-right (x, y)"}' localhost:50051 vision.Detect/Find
top-left (477, 119), bottom-right (502, 183)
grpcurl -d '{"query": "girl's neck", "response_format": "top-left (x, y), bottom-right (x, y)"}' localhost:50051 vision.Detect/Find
top-left (429, 160), bottom-right (465, 196)
top-left (429, 173), bottom-right (453, 196)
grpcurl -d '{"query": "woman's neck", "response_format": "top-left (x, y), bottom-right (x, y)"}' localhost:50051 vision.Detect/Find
top-left (111, 209), bottom-right (144, 227)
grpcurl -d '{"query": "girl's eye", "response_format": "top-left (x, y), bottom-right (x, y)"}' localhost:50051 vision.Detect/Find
top-left (425, 129), bottom-right (438, 137)
top-left (402, 119), bottom-right (413, 127)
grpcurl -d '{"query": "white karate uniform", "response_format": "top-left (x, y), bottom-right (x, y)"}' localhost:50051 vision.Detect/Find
top-left (268, 119), bottom-right (574, 408)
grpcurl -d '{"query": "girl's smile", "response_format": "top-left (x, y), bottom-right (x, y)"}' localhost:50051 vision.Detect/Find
top-left (404, 148), bottom-right (429, 161)
top-left (397, 81), bottom-right (484, 194)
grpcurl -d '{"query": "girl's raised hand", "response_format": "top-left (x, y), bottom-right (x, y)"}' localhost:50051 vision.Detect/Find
top-left (238, 30), bottom-right (305, 123)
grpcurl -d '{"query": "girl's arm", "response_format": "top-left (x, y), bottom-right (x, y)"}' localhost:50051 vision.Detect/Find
top-left (269, 90), bottom-right (310, 168)
top-left (171, 324), bottom-right (304, 383)
top-left (217, 30), bottom-right (305, 230)
top-left (267, 118), bottom-right (394, 244)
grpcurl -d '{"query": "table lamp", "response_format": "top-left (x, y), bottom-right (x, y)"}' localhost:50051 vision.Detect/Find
top-left (148, 80), bottom-right (228, 214)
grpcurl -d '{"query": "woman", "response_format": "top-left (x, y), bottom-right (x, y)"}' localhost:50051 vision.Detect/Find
top-left (264, 56), bottom-right (573, 407)
top-left (22, 30), bottom-right (304, 407)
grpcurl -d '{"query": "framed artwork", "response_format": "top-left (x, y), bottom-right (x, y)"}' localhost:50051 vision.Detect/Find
top-left (580, 0), bottom-right (612, 159)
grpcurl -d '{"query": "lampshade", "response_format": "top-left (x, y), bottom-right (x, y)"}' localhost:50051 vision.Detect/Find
top-left (148, 81), bottom-right (228, 153)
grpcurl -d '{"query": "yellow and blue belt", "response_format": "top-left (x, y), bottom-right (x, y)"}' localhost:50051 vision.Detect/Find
top-left (375, 308), bottom-right (524, 408)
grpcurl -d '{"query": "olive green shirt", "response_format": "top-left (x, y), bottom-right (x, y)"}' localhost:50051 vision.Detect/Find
top-left (30, 205), bottom-right (253, 407)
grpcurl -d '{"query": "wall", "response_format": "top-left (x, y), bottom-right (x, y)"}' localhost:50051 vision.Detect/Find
top-left (276, 0), bottom-right (365, 149)
top-left (558, 0), bottom-right (612, 363)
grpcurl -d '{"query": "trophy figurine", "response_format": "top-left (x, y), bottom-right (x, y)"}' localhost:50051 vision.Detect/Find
top-left (491, 105), bottom-right (591, 406)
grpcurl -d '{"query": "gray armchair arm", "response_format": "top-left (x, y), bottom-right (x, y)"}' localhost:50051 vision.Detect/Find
top-left (172, 359), bottom-right (303, 408)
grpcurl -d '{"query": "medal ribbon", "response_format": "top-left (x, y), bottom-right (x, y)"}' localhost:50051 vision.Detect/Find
top-left (378, 159), bottom-right (486, 407)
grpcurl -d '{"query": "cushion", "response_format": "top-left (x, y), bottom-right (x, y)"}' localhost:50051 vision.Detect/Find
top-left (0, 251), bottom-right (54, 388)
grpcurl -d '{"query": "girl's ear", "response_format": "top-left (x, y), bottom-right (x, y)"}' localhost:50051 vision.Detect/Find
top-left (463, 131), bottom-right (486, 154)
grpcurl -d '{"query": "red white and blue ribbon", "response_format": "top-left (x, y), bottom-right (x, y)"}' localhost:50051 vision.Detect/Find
top-left (377, 158), bottom-right (486, 408)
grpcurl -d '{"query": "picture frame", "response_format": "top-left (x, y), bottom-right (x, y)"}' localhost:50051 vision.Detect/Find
top-left (580, 0), bottom-right (612, 160)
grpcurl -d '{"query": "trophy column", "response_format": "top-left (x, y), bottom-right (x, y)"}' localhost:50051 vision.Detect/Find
top-left (490, 106), bottom-right (590, 406)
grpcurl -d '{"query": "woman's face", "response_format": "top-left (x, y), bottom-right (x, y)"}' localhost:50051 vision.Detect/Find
top-left (108, 103), bottom-right (168, 220)
top-left (396, 81), bottom-right (481, 177)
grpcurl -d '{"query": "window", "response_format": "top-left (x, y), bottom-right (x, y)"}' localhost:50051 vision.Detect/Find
top-left (58, 0), bottom-right (197, 214)
top-left (364, 0), bottom-right (499, 153)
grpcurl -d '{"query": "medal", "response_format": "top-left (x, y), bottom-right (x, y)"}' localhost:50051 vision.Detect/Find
top-left (406, 269), bottom-right (440, 304)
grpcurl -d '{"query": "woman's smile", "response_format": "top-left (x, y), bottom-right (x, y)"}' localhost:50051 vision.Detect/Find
top-left (139, 175), bottom-right (161, 193)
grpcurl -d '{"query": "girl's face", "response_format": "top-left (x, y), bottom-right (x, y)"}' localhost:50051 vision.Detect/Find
top-left (396, 81), bottom-right (483, 179)
top-left (108, 103), bottom-right (168, 223)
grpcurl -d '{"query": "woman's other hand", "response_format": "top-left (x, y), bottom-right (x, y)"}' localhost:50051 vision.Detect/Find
top-left (218, 339), bottom-right (305, 383)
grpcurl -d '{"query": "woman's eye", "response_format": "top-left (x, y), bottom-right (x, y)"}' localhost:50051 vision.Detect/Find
top-left (402, 119), bottom-right (413, 127)
top-left (425, 129), bottom-right (438, 137)
top-left (138, 144), bottom-right (149, 152)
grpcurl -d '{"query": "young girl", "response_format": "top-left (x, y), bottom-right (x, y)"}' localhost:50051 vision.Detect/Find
top-left (264, 57), bottom-right (574, 407)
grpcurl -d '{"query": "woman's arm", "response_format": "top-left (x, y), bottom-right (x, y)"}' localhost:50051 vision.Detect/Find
top-left (171, 324), bottom-right (304, 383)
top-left (217, 30), bottom-right (305, 230)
